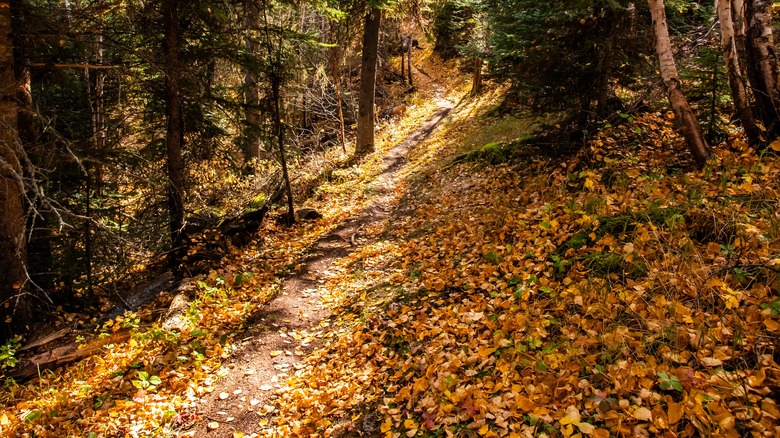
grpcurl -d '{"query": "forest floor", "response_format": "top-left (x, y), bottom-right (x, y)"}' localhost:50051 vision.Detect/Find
top-left (2, 55), bottom-right (780, 438)
top-left (187, 95), bottom-right (455, 437)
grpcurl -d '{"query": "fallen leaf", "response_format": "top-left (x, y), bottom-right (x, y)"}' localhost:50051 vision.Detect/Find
top-left (579, 422), bottom-right (595, 434)
top-left (700, 357), bottom-right (723, 367)
top-left (516, 395), bottom-right (536, 412)
top-left (667, 402), bottom-right (683, 424)
top-left (748, 368), bottom-right (766, 387)
top-left (633, 407), bottom-right (652, 421)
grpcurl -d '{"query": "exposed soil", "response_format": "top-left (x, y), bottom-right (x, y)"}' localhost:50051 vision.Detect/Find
top-left (183, 98), bottom-right (453, 437)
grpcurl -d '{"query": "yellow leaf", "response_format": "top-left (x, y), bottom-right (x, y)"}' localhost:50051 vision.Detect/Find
top-left (667, 402), bottom-right (683, 424)
top-left (270, 350), bottom-right (283, 357)
top-left (516, 395), bottom-right (536, 412)
top-left (578, 422), bottom-right (595, 434)
top-left (207, 421), bottom-right (220, 430)
top-left (233, 432), bottom-right (246, 438)
top-left (413, 378), bottom-right (428, 393)
top-left (633, 407), bottom-right (652, 421)
top-left (769, 139), bottom-right (780, 151)
top-left (478, 346), bottom-right (497, 358)
top-left (764, 318), bottom-right (780, 331)
top-left (748, 368), bottom-right (766, 387)
top-left (381, 419), bottom-right (393, 433)
top-left (592, 429), bottom-right (610, 438)
top-left (584, 178), bottom-right (595, 189)
top-left (0, 414), bottom-right (9, 426)
top-left (700, 357), bottom-right (723, 367)
top-left (479, 424), bottom-right (490, 435)
top-left (626, 169), bottom-right (640, 178)
top-left (404, 419), bottom-right (418, 429)
top-left (406, 429), bottom-right (418, 437)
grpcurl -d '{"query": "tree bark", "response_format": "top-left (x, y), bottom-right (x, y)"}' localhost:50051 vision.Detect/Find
top-left (648, 0), bottom-right (711, 165)
top-left (331, 46), bottom-right (346, 153)
top-left (732, 0), bottom-right (748, 68)
top-left (471, 57), bottom-right (482, 95)
top-left (406, 35), bottom-right (413, 86)
top-left (0, 0), bottom-right (30, 339)
top-left (718, 0), bottom-right (761, 145)
top-left (163, 0), bottom-right (187, 272)
top-left (745, 0), bottom-right (780, 137)
top-left (272, 71), bottom-right (294, 225)
top-left (261, 0), bottom-right (294, 224)
top-left (355, 7), bottom-right (381, 156)
top-left (400, 38), bottom-right (405, 85)
top-left (244, 0), bottom-right (262, 165)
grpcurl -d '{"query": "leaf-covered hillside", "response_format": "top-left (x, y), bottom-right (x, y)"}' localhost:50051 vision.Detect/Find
top-left (2, 68), bottom-right (779, 438)
top-left (254, 89), bottom-right (780, 437)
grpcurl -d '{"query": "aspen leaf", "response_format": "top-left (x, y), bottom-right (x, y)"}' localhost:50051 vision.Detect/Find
top-left (516, 395), bottom-right (536, 412)
top-left (769, 139), bottom-right (780, 151)
top-left (578, 422), bottom-right (595, 434)
top-left (584, 178), bottom-right (595, 189)
top-left (667, 401), bottom-right (683, 424)
top-left (633, 407), bottom-right (652, 421)
top-left (207, 421), bottom-right (220, 430)
top-left (748, 368), bottom-right (766, 387)
top-left (700, 357), bottom-right (723, 367)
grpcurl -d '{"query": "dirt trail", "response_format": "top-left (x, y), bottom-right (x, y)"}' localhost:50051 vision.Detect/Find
top-left (186, 98), bottom-right (453, 437)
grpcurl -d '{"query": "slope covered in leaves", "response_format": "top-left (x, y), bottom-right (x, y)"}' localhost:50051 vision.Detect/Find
top-left (0, 65), bottom-right (458, 437)
top-left (253, 95), bottom-right (780, 437)
top-left (2, 75), bottom-right (779, 437)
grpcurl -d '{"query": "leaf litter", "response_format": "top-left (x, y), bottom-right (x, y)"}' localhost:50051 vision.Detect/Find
top-left (2, 76), bottom-right (779, 438)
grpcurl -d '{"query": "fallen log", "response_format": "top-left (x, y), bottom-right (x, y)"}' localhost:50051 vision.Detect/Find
top-left (18, 328), bottom-right (72, 352)
top-left (9, 331), bottom-right (131, 380)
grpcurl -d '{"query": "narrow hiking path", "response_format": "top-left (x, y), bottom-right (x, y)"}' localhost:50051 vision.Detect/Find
top-left (188, 96), bottom-right (455, 437)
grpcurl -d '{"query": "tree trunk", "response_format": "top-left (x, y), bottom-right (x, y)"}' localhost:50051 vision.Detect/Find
top-left (355, 7), bottom-right (381, 156)
top-left (406, 36), bottom-right (413, 86)
top-left (471, 58), bottom-right (482, 95)
top-left (745, 0), bottom-right (780, 137)
top-left (331, 46), bottom-right (346, 153)
top-left (732, 0), bottom-right (748, 69)
top-left (595, 7), bottom-right (616, 118)
top-left (261, 0), bottom-right (294, 224)
top-left (400, 39), bottom-right (405, 85)
top-left (244, 0), bottom-right (262, 165)
top-left (163, 0), bottom-right (187, 272)
top-left (272, 72), bottom-right (295, 225)
top-left (0, 0), bottom-right (30, 339)
top-left (648, 0), bottom-right (711, 165)
top-left (718, 0), bottom-right (761, 145)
